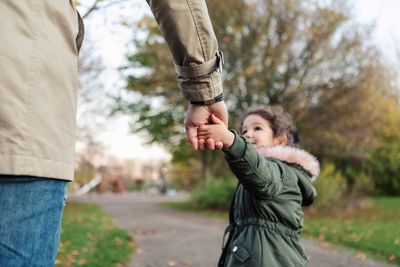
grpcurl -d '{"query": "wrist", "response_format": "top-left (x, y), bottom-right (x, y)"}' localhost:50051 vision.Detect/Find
top-left (223, 131), bottom-right (235, 148)
top-left (190, 93), bottom-right (224, 105)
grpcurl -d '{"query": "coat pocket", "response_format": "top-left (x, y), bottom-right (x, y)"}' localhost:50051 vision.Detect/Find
top-left (231, 244), bottom-right (250, 263)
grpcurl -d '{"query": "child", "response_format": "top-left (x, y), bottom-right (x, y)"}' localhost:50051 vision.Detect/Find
top-left (198, 106), bottom-right (319, 267)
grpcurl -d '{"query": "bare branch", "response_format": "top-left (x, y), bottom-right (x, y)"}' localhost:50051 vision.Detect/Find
top-left (81, 0), bottom-right (130, 19)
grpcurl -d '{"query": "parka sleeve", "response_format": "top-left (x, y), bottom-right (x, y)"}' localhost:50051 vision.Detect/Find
top-left (146, 0), bottom-right (223, 102)
top-left (223, 131), bottom-right (284, 199)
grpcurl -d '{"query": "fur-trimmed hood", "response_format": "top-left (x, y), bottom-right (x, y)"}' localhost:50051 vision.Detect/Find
top-left (256, 145), bottom-right (320, 182)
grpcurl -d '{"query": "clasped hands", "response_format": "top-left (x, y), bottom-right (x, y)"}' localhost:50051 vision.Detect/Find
top-left (185, 101), bottom-right (232, 150)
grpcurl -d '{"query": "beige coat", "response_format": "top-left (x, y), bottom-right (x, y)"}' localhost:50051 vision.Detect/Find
top-left (0, 0), bottom-right (223, 181)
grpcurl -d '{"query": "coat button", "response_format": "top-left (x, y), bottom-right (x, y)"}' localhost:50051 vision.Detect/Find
top-left (232, 246), bottom-right (238, 252)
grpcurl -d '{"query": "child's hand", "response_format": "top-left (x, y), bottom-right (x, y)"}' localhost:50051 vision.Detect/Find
top-left (198, 114), bottom-right (235, 148)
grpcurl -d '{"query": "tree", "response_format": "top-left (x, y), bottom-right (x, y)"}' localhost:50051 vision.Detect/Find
top-left (118, 0), bottom-right (399, 188)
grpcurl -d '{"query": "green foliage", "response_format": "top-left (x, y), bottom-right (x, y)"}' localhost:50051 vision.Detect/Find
top-left (168, 141), bottom-right (230, 190)
top-left (56, 202), bottom-right (134, 267)
top-left (312, 162), bottom-right (347, 209)
top-left (350, 171), bottom-right (375, 197)
top-left (125, 179), bottom-right (145, 192)
top-left (304, 197), bottom-right (400, 265)
top-left (366, 97), bottom-right (400, 195)
top-left (118, 100), bottom-right (185, 148)
top-left (368, 136), bottom-right (400, 195)
top-left (190, 177), bottom-right (237, 210)
top-left (168, 141), bottom-right (203, 190)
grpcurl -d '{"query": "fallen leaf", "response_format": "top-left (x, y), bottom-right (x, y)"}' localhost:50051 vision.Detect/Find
top-left (128, 239), bottom-right (137, 247)
top-left (168, 261), bottom-right (177, 266)
top-left (78, 259), bottom-right (88, 265)
top-left (356, 252), bottom-right (367, 260)
top-left (70, 251), bottom-right (79, 256)
top-left (318, 242), bottom-right (332, 250)
top-left (179, 259), bottom-right (192, 265)
top-left (318, 233), bottom-right (325, 241)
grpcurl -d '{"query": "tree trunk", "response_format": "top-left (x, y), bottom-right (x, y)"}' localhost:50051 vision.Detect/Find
top-left (201, 151), bottom-right (212, 182)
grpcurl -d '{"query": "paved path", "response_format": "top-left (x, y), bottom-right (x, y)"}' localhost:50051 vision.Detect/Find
top-left (71, 193), bottom-right (394, 267)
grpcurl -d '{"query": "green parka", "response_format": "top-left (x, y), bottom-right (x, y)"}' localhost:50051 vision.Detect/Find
top-left (218, 132), bottom-right (319, 267)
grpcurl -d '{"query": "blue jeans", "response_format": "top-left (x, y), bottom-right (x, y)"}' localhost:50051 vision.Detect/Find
top-left (0, 176), bottom-right (67, 267)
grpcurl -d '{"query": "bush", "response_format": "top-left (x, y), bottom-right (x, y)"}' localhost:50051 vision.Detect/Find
top-left (350, 171), bottom-right (375, 196)
top-left (312, 162), bottom-right (347, 210)
top-left (190, 177), bottom-right (237, 210)
top-left (367, 137), bottom-right (400, 195)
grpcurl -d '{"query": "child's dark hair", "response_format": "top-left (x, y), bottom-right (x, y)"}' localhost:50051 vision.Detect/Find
top-left (239, 105), bottom-right (300, 147)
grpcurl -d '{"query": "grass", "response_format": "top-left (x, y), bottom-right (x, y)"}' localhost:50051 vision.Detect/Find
top-left (303, 197), bottom-right (400, 265)
top-left (55, 202), bottom-right (135, 267)
top-left (162, 197), bottom-right (400, 266)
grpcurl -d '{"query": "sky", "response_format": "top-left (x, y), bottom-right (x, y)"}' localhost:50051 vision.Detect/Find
top-left (76, 0), bottom-right (400, 162)
top-left (353, 0), bottom-right (400, 62)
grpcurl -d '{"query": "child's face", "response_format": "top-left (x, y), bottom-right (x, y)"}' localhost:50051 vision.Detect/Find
top-left (242, 114), bottom-right (275, 147)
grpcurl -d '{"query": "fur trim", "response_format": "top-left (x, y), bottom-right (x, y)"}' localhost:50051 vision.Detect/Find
top-left (256, 145), bottom-right (320, 182)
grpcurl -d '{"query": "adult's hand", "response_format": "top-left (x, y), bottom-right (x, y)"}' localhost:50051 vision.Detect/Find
top-left (184, 101), bottom-right (228, 150)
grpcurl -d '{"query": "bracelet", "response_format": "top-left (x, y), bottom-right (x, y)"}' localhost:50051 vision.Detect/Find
top-left (190, 93), bottom-right (224, 105)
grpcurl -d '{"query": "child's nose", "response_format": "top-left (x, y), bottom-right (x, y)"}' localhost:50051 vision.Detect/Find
top-left (244, 131), bottom-right (252, 139)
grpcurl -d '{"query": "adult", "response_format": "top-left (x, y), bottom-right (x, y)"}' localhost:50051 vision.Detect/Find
top-left (0, 0), bottom-right (226, 266)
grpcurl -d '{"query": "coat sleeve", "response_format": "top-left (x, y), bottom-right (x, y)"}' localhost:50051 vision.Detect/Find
top-left (146, 0), bottom-right (223, 102)
top-left (222, 131), bottom-right (284, 199)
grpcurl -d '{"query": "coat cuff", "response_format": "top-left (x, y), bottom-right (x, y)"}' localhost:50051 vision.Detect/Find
top-left (223, 130), bottom-right (247, 160)
top-left (178, 51), bottom-right (224, 102)
top-left (180, 66), bottom-right (223, 102)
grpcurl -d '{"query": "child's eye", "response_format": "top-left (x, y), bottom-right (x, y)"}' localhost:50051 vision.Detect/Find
top-left (254, 126), bottom-right (262, 131)
top-left (242, 130), bottom-right (247, 135)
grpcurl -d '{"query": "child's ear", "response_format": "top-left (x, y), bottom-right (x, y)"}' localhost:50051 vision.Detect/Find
top-left (273, 135), bottom-right (288, 146)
